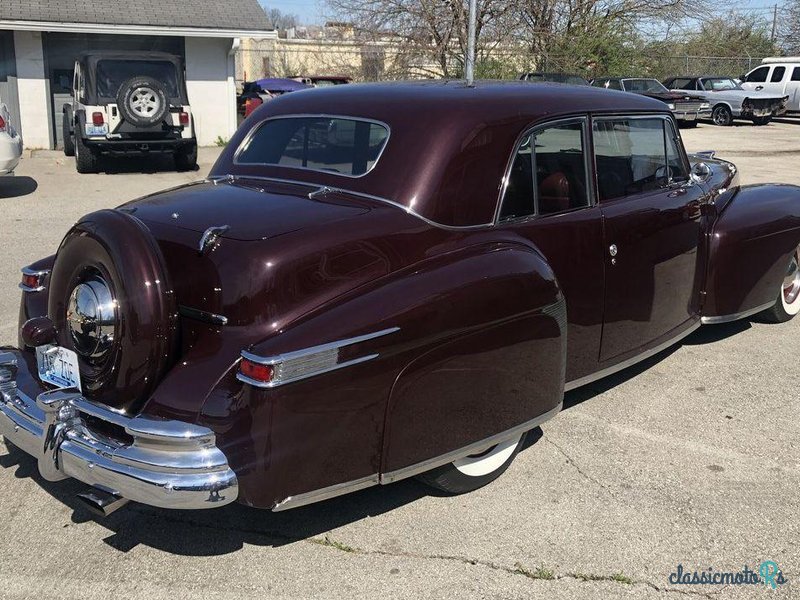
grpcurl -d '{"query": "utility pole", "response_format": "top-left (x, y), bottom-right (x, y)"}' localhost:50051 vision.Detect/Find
top-left (771, 4), bottom-right (778, 43)
top-left (465, 0), bottom-right (477, 85)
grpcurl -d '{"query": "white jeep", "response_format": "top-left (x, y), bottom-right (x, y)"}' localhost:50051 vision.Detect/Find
top-left (63, 51), bottom-right (197, 174)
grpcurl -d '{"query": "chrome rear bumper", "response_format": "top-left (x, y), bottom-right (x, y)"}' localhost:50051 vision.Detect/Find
top-left (0, 351), bottom-right (238, 510)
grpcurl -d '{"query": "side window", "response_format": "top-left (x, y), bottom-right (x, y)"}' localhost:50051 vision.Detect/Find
top-left (500, 121), bottom-right (589, 220)
top-left (746, 66), bottom-right (769, 83)
top-left (792, 67), bottom-right (800, 81)
top-left (593, 118), bottom-right (674, 201)
top-left (607, 80), bottom-right (622, 90)
top-left (771, 66), bottom-right (786, 82)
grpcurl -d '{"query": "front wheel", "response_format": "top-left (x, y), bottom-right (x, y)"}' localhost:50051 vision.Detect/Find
top-left (759, 248), bottom-right (800, 323)
top-left (416, 432), bottom-right (526, 494)
top-left (712, 105), bottom-right (733, 126)
top-left (62, 113), bottom-right (75, 157)
top-left (752, 116), bottom-right (772, 126)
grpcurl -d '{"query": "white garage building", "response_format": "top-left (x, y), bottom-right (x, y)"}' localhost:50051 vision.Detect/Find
top-left (0, 1), bottom-right (275, 149)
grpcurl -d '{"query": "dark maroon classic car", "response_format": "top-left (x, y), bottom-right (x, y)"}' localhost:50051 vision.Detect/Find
top-left (2, 81), bottom-right (800, 516)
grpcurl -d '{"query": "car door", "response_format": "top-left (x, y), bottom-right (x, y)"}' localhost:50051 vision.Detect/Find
top-left (496, 116), bottom-right (606, 383)
top-left (594, 115), bottom-right (711, 363)
top-left (741, 65), bottom-right (771, 92)
top-left (787, 67), bottom-right (800, 111)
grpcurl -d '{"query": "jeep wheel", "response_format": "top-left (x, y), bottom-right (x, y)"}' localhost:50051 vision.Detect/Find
top-left (75, 134), bottom-right (98, 174)
top-left (117, 76), bottom-right (169, 127)
top-left (62, 113), bottom-right (75, 157)
top-left (175, 144), bottom-right (198, 171)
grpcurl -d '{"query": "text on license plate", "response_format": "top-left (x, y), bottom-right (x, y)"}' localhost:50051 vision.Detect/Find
top-left (85, 124), bottom-right (108, 136)
top-left (35, 345), bottom-right (82, 392)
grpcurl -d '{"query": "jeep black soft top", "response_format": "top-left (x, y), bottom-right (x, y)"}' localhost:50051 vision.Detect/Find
top-left (75, 51), bottom-right (189, 106)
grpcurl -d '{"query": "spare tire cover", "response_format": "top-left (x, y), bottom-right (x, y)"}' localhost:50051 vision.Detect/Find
top-left (48, 210), bottom-right (177, 411)
top-left (117, 75), bottom-right (170, 128)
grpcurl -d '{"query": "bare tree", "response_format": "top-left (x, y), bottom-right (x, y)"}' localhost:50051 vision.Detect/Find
top-left (262, 5), bottom-right (300, 32)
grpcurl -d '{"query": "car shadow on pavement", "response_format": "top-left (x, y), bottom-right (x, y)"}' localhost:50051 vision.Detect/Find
top-left (0, 176), bottom-right (38, 198)
top-left (95, 155), bottom-right (199, 175)
top-left (0, 320), bottom-right (754, 557)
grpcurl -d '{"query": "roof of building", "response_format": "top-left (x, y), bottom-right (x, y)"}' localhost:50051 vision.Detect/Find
top-left (0, 0), bottom-right (272, 32)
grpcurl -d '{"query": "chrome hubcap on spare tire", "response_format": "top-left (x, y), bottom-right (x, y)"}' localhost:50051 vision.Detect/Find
top-left (129, 87), bottom-right (161, 118)
top-left (67, 274), bottom-right (117, 359)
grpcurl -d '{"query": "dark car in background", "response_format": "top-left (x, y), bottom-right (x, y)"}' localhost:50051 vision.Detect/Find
top-left (519, 72), bottom-right (590, 85)
top-left (592, 77), bottom-right (711, 126)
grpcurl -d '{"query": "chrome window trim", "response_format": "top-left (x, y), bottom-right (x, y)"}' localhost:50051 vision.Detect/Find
top-left (19, 267), bottom-right (50, 293)
top-left (238, 326), bottom-right (400, 388)
top-left (204, 174), bottom-right (494, 231)
top-left (494, 115), bottom-right (594, 225)
top-left (232, 113), bottom-right (392, 179)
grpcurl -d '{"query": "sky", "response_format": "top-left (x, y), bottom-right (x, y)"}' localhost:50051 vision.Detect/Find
top-left (260, 0), bottom-right (785, 28)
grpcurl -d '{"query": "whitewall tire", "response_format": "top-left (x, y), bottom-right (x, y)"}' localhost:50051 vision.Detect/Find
top-left (760, 248), bottom-right (800, 322)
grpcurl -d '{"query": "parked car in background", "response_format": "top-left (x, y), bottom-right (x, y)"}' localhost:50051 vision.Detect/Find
top-left (0, 99), bottom-right (23, 175)
top-left (239, 78), bottom-right (312, 118)
top-left (663, 76), bottom-right (788, 126)
top-left (4, 82), bottom-right (800, 517)
top-left (740, 58), bottom-right (800, 112)
top-left (289, 75), bottom-right (352, 87)
top-left (62, 51), bottom-right (197, 173)
top-left (519, 72), bottom-right (590, 85)
top-left (591, 77), bottom-right (710, 126)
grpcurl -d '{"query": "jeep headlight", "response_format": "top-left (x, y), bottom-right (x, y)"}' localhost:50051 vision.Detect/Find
top-left (667, 103), bottom-right (676, 110)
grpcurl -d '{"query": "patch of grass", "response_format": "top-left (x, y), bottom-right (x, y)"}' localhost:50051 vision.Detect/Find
top-left (571, 571), bottom-right (633, 585)
top-left (214, 136), bottom-right (229, 147)
top-left (514, 562), bottom-right (555, 580)
top-left (311, 535), bottom-right (359, 554)
top-left (611, 572), bottom-right (633, 584)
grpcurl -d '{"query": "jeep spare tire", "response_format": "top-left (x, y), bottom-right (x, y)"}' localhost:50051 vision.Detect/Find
top-left (47, 210), bottom-right (178, 411)
top-left (117, 76), bottom-right (169, 127)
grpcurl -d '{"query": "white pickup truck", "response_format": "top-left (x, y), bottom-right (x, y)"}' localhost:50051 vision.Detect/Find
top-left (741, 58), bottom-right (800, 112)
top-left (0, 99), bottom-right (23, 175)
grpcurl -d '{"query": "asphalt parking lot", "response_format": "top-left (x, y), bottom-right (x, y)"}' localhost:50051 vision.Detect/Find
top-left (0, 123), bottom-right (798, 599)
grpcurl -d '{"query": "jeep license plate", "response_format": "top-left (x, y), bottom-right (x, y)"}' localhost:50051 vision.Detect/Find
top-left (85, 124), bottom-right (108, 136)
top-left (36, 345), bottom-right (82, 392)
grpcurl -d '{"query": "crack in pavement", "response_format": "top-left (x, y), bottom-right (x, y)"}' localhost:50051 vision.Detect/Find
top-left (543, 436), bottom-right (609, 490)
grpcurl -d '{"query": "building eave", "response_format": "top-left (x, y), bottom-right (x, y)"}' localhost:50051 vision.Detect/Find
top-left (0, 19), bottom-right (277, 39)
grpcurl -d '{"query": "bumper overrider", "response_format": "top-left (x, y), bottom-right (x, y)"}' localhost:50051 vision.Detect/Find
top-left (0, 350), bottom-right (238, 511)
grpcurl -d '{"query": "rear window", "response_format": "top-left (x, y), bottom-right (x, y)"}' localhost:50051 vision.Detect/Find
top-left (236, 116), bottom-right (390, 177)
top-left (96, 60), bottom-right (179, 98)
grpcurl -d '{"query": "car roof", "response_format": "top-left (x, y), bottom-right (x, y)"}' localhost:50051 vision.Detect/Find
top-left (221, 80), bottom-right (669, 227)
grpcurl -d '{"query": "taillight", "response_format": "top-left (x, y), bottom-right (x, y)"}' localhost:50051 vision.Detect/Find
top-left (19, 268), bottom-right (49, 293)
top-left (0, 116), bottom-right (6, 131)
top-left (179, 112), bottom-right (189, 126)
top-left (92, 112), bottom-right (104, 126)
top-left (245, 97), bottom-right (263, 117)
top-left (239, 358), bottom-right (274, 385)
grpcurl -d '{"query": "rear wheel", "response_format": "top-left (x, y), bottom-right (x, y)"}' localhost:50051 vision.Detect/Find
top-left (752, 116), bottom-right (772, 126)
top-left (416, 432), bottom-right (526, 494)
top-left (712, 105), bottom-right (733, 126)
top-left (759, 248), bottom-right (800, 323)
top-left (74, 134), bottom-right (98, 174)
top-left (62, 113), bottom-right (75, 157)
top-left (175, 144), bottom-right (198, 171)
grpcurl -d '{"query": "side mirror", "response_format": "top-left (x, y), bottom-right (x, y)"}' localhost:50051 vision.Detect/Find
top-left (690, 162), bottom-right (712, 183)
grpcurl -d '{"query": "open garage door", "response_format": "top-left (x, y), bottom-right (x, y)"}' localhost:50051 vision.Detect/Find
top-left (0, 30), bottom-right (21, 138)
top-left (43, 33), bottom-right (184, 150)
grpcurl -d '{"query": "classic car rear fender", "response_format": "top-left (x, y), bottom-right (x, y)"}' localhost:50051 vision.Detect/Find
top-left (199, 240), bottom-right (566, 509)
top-left (702, 184), bottom-right (800, 322)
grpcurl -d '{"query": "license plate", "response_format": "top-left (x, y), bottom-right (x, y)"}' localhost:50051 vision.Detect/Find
top-left (36, 345), bottom-right (82, 392)
top-left (683, 114), bottom-right (696, 121)
top-left (84, 124), bottom-right (108, 136)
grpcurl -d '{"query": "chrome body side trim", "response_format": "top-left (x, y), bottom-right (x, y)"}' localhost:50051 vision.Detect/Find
top-left (700, 301), bottom-right (773, 325)
top-left (380, 402), bottom-right (563, 484)
top-left (178, 305), bottom-right (228, 326)
top-left (0, 351), bottom-right (238, 510)
top-left (272, 474), bottom-right (379, 512)
top-left (564, 320), bottom-right (701, 392)
top-left (238, 327), bottom-right (400, 388)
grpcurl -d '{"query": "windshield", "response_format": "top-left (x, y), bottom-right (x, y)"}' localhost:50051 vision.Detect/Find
top-left (701, 78), bottom-right (740, 91)
top-left (623, 79), bottom-right (668, 93)
top-left (236, 116), bottom-right (390, 177)
top-left (96, 60), bottom-right (180, 98)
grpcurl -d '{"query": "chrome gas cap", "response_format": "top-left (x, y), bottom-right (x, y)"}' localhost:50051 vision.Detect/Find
top-left (67, 275), bottom-right (116, 358)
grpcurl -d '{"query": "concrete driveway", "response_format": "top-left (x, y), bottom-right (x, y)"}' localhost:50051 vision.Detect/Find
top-left (0, 125), bottom-right (798, 599)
